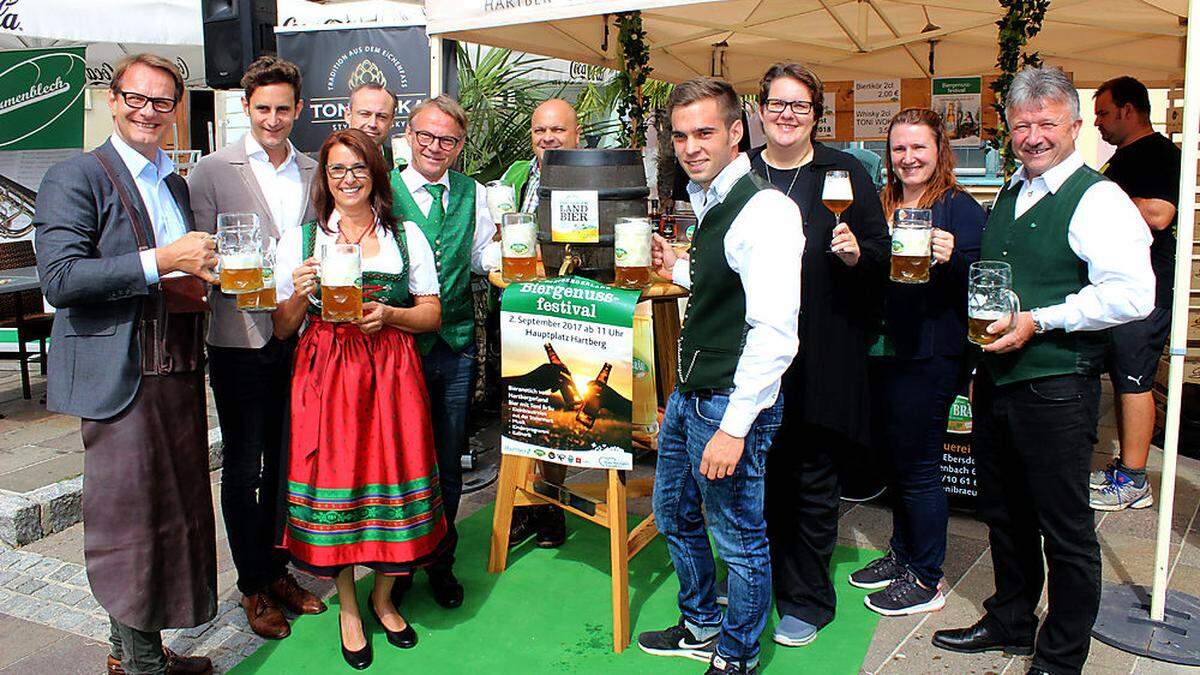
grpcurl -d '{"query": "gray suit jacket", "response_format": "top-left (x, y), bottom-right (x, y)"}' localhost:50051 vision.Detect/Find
top-left (187, 138), bottom-right (317, 349)
top-left (35, 140), bottom-right (196, 420)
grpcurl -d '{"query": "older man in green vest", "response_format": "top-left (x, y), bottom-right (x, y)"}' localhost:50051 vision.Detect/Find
top-left (388, 95), bottom-right (500, 610)
top-left (932, 67), bottom-right (1154, 675)
top-left (501, 98), bottom-right (581, 549)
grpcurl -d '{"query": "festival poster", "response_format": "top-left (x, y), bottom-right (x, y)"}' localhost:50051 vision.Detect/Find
top-left (500, 276), bottom-right (640, 470)
top-left (853, 78), bottom-right (900, 140)
top-left (932, 77), bottom-right (983, 147)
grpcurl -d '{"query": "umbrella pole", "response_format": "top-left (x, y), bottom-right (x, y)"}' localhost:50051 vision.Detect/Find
top-left (1090, 0), bottom-right (1200, 665)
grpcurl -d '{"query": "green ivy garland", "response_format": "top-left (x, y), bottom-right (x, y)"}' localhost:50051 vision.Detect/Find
top-left (987, 0), bottom-right (1049, 178)
top-left (615, 11), bottom-right (652, 148)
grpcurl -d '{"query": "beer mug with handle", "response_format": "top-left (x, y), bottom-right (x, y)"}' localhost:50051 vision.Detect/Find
top-left (216, 213), bottom-right (264, 294)
top-left (308, 243), bottom-right (363, 322)
top-left (614, 217), bottom-right (653, 289)
top-left (968, 261), bottom-right (1020, 346)
top-left (501, 212), bottom-right (539, 282)
top-left (890, 208), bottom-right (933, 283)
top-left (236, 236), bottom-right (277, 312)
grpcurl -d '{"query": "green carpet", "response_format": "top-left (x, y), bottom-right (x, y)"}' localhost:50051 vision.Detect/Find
top-left (231, 507), bottom-right (881, 674)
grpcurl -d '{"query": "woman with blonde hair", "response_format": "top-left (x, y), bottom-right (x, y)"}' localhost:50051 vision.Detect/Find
top-left (849, 108), bottom-right (984, 617)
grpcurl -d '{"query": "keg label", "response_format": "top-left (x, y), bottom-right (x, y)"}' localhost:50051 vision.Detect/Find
top-left (550, 190), bottom-right (600, 243)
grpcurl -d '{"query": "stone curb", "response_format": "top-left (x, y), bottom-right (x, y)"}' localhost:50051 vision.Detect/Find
top-left (0, 429), bottom-right (223, 547)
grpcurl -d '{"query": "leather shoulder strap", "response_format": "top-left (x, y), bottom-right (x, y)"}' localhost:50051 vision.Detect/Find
top-left (93, 151), bottom-right (155, 251)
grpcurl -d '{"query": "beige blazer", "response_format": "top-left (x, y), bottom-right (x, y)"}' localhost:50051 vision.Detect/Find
top-left (187, 137), bottom-right (318, 349)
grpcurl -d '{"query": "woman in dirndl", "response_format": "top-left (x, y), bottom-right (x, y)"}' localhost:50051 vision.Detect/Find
top-left (273, 128), bottom-right (447, 669)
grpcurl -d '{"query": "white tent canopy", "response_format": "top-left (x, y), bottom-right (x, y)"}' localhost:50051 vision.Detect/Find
top-left (0, 0), bottom-right (206, 87)
top-left (427, 0), bottom-right (1189, 91)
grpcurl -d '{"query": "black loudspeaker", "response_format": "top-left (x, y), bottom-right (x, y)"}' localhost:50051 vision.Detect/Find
top-left (202, 0), bottom-right (277, 90)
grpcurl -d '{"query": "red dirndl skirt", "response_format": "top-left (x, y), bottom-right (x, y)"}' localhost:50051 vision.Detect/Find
top-left (281, 318), bottom-right (451, 576)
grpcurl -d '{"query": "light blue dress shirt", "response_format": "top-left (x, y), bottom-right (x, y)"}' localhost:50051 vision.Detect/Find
top-left (109, 134), bottom-right (189, 285)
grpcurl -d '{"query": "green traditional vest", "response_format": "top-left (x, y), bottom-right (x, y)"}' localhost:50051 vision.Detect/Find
top-left (500, 159), bottom-right (532, 206)
top-left (300, 221), bottom-right (411, 316)
top-left (980, 164), bottom-right (1110, 385)
top-left (677, 172), bottom-right (771, 392)
top-left (391, 169), bottom-right (477, 354)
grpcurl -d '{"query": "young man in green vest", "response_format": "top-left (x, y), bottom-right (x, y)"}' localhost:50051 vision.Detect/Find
top-left (932, 67), bottom-right (1154, 675)
top-left (635, 78), bottom-right (803, 675)
top-left (388, 95), bottom-right (500, 610)
top-left (502, 98), bottom-right (581, 549)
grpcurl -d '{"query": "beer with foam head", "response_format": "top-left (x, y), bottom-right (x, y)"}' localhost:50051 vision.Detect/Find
top-left (320, 244), bottom-right (362, 322)
top-left (614, 217), bottom-right (653, 290)
top-left (821, 170), bottom-right (853, 219)
top-left (890, 209), bottom-right (933, 284)
top-left (501, 212), bottom-right (538, 282)
top-left (219, 253), bottom-right (264, 295)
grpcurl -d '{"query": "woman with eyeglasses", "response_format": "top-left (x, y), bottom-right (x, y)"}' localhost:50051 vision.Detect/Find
top-left (273, 129), bottom-right (447, 669)
top-left (849, 108), bottom-right (983, 617)
top-left (747, 62), bottom-right (891, 649)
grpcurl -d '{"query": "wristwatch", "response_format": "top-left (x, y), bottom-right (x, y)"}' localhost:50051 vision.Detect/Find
top-left (1030, 309), bottom-right (1047, 335)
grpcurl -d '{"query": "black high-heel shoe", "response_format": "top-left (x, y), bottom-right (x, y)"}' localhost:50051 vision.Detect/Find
top-left (339, 613), bottom-right (373, 669)
top-left (369, 598), bottom-right (418, 649)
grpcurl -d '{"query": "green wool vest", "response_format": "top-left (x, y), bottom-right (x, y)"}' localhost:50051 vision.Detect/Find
top-left (677, 172), bottom-right (770, 392)
top-left (500, 160), bottom-right (532, 206)
top-left (391, 170), bottom-right (477, 354)
top-left (981, 164), bottom-right (1110, 385)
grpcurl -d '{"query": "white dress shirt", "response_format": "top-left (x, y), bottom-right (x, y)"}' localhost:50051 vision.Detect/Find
top-left (1009, 151), bottom-right (1155, 332)
top-left (673, 153), bottom-right (805, 437)
top-left (109, 134), bottom-right (188, 285)
top-left (244, 133), bottom-right (304, 236)
top-left (398, 165), bottom-right (501, 274)
top-left (275, 213), bottom-right (440, 303)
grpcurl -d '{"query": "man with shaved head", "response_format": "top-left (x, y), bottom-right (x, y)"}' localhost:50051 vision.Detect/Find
top-left (502, 98), bottom-right (581, 548)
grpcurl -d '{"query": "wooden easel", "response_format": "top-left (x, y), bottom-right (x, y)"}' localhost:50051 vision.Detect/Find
top-left (487, 275), bottom-right (688, 651)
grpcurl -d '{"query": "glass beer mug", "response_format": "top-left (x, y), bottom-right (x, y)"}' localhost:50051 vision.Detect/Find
top-left (236, 237), bottom-right (277, 312)
top-left (890, 208), bottom-right (933, 284)
top-left (216, 213), bottom-right (264, 294)
top-left (310, 244), bottom-right (363, 323)
top-left (968, 261), bottom-right (1020, 346)
top-left (485, 181), bottom-right (517, 225)
top-left (501, 212), bottom-right (538, 282)
top-left (613, 217), bottom-right (653, 290)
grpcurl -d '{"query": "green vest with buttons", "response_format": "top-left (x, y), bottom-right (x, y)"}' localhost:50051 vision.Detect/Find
top-left (980, 164), bottom-right (1110, 386)
top-left (391, 169), bottom-right (478, 354)
top-left (677, 172), bottom-right (770, 392)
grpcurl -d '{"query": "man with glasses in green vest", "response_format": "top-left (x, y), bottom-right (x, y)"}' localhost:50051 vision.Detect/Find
top-left (636, 77), bottom-right (803, 675)
top-left (388, 95), bottom-right (500, 610)
top-left (932, 67), bottom-right (1154, 675)
top-left (501, 98), bottom-right (582, 549)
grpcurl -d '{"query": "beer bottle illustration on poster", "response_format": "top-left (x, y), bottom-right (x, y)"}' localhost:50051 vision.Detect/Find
top-left (500, 276), bottom-right (639, 470)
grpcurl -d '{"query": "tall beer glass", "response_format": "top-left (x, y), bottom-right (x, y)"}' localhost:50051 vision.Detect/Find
top-left (486, 181), bottom-right (517, 225)
top-left (614, 217), bottom-right (653, 289)
top-left (968, 261), bottom-right (1020, 346)
top-left (823, 170), bottom-right (853, 253)
top-left (890, 208), bottom-right (933, 283)
top-left (320, 244), bottom-right (363, 322)
top-left (236, 237), bottom-right (277, 312)
top-left (501, 212), bottom-right (538, 282)
top-left (216, 213), bottom-right (263, 294)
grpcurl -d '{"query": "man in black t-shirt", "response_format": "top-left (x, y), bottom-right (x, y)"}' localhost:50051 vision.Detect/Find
top-left (1091, 75), bottom-right (1180, 511)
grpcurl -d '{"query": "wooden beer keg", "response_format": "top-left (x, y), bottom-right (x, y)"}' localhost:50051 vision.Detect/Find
top-left (536, 148), bottom-right (650, 282)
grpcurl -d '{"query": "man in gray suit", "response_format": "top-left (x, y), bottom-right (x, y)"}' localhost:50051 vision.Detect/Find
top-left (35, 53), bottom-right (218, 675)
top-left (186, 55), bottom-right (325, 640)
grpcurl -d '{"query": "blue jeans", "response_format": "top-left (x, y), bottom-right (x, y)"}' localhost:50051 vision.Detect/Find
top-left (422, 339), bottom-right (477, 571)
top-left (653, 389), bottom-right (783, 667)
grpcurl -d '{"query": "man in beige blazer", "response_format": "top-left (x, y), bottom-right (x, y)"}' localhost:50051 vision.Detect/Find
top-left (187, 55), bottom-right (325, 640)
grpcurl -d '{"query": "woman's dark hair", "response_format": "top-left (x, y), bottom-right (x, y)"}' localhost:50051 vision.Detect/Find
top-left (313, 128), bottom-right (398, 239)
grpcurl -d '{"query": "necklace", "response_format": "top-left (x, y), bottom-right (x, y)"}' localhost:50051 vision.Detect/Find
top-left (762, 146), bottom-right (814, 200)
top-left (336, 211), bottom-right (376, 246)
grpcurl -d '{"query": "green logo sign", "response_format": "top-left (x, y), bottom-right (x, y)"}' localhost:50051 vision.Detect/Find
top-left (0, 47), bottom-right (86, 150)
top-left (947, 394), bottom-right (972, 434)
top-left (891, 239), bottom-right (903, 253)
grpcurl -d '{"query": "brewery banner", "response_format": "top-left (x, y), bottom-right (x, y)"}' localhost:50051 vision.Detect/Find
top-left (277, 25), bottom-right (431, 153)
top-left (932, 77), bottom-right (982, 148)
top-left (0, 46), bottom-right (86, 150)
top-left (500, 276), bottom-right (639, 470)
top-left (941, 391), bottom-right (978, 506)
